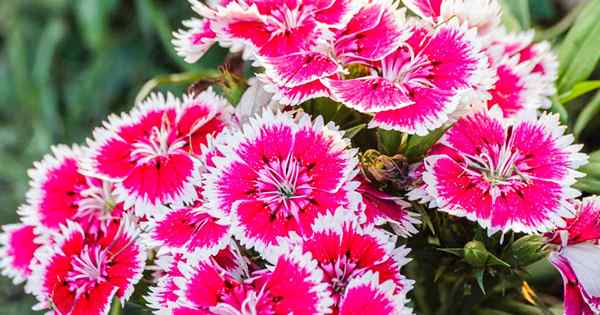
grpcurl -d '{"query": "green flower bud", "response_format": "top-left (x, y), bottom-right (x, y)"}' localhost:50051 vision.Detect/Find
top-left (507, 235), bottom-right (548, 267)
top-left (464, 241), bottom-right (510, 268)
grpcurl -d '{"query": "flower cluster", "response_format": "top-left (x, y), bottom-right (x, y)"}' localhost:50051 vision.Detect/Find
top-left (1, 0), bottom-right (599, 314)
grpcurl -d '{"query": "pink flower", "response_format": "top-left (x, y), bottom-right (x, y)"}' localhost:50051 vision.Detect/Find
top-left (484, 28), bottom-right (558, 118)
top-left (31, 218), bottom-right (146, 315)
top-left (21, 145), bottom-right (88, 231)
top-left (147, 205), bottom-right (231, 258)
top-left (326, 21), bottom-right (493, 135)
top-left (339, 271), bottom-right (412, 315)
top-left (402, 0), bottom-right (502, 35)
top-left (84, 89), bottom-right (231, 216)
top-left (0, 223), bottom-right (41, 286)
top-left (422, 108), bottom-right (587, 234)
top-left (76, 178), bottom-right (126, 236)
top-left (548, 197), bottom-right (600, 315)
top-left (259, 0), bottom-right (407, 105)
top-left (357, 175), bottom-right (419, 237)
top-left (171, 247), bottom-right (332, 314)
top-left (204, 111), bottom-right (360, 253)
top-left (173, 2), bottom-right (218, 63)
top-left (276, 209), bottom-right (413, 312)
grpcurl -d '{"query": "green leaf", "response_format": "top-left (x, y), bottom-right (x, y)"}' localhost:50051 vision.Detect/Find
top-left (549, 96), bottom-right (569, 126)
top-left (559, 81), bottom-right (600, 103)
top-left (110, 297), bottom-right (122, 315)
top-left (579, 163), bottom-right (600, 179)
top-left (404, 127), bottom-right (447, 161)
top-left (474, 269), bottom-right (486, 294)
top-left (343, 123), bottom-right (366, 139)
top-left (589, 150), bottom-right (600, 163)
top-left (535, 0), bottom-right (587, 41)
top-left (502, 0), bottom-right (531, 29)
top-left (574, 176), bottom-right (600, 194)
top-left (557, 0), bottom-right (600, 92)
top-left (574, 91), bottom-right (600, 139)
top-left (377, 129), bottom-right (403, 155)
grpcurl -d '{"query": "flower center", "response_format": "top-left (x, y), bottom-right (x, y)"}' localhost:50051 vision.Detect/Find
top-left (383, 47), bottom-right (436, 93)
top-left (77, 180), bottom-right (117, 230)
top-left (321, 254), bottom-right (363, 294)
top-left (67, 245), bottom-right (109, 295)
top-left (130, 113), bottom-right (185, 164)
top-left (254, 154), bottom-right (313, 222)
top-left (461, 142), bottom-right (531, 200)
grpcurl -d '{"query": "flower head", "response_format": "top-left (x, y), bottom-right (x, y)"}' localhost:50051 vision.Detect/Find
top-left (422, 108), bottom-right (587, 234)
top-left (31, 218), bottom-right (146, 315)
top-left (275, 209), bottom-right (413, 312)
top-left (84, 89), bottom-right (231, 216)
top-left (204, 110), bottom-right (360, 253)
top-left (0, 223), bottom-right (41, 286)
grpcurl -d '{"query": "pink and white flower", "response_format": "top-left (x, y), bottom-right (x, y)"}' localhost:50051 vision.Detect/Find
top-left (84, 89), bottom-right (231, 216)
top-left (204, 111), bottom-right (360, 253)
top-left (276, 209), bottom-right (413, 312)
top-left (147, 205), bottom-right (230, 258)
top-left (357, 175), bottom-right (419, 237)
top-left (22, 145), bottom-right (87, 232)
top-left (338, 271), bottom-right (412, 315)
top-left (31, 218), bottom-right (146, 315)
top-left (172, 247), bottom-right (332, 314)
top-left (402, 0), bottom-right (502, 35)
top-left (326, 21), bottom-right (493, 135)
top-left (76, 178), bottom-right (126, 236)
top-left (0, 223), bottom-right (41, 286)
top-left (548, 196), bottom-right (600, 315)
top-left (422, 108), bottom-right (587, 234)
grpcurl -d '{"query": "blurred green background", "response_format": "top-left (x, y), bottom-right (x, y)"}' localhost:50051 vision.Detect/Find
top-left (0, 0), bottom-right (599, 314)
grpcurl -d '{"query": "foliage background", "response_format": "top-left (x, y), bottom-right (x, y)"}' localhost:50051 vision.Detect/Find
top-left (0, 0), bottom-right (598, 314)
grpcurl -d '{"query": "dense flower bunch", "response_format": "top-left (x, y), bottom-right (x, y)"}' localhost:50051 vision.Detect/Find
top-left (1, 0), bottom-right (599, 315)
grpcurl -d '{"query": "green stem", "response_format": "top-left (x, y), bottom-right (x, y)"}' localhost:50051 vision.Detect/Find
top-left (135, 70), bottom-right (220, 105)
top-left (110, 298), bottom-right (122, 315)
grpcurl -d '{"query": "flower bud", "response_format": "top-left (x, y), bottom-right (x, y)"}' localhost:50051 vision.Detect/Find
top-left (507, 235), bottom-right (548, 267)
top-left (360, 150), bottom-right (411, 191)
top-left (464, 241), bottom-right (510, 268)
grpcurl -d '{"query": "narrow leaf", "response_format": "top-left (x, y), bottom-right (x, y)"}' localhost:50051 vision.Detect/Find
top-left (559, 80), bottom-right (600, 103)
top-left (574, 91), bottom-right (600, 139)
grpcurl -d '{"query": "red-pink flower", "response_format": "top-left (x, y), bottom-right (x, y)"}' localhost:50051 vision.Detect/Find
top-left (22, 145), bottom-right (88, 232)
top-left (31, 218), bottom-right (146, 315)
top-left (259, 0), bottom-right (407, 105)
top-left (0, 223), bottom-right (41, 286)
top-left (422, 108), bottom-right (587, 234)
top-left (402, 0), bottom-right (502, 35)
top-left (357, 175), bottom-right (419, 237)
top-left (84, 89), bottom-right (231, 216)
top-left (173, 1), bottom-right (218, 63)
top-left (147, 205), bottom-right (231, 258)
top-left (548, 196), bottom-right (600, 315)
top-left (204, 111), bottom-right (360, 253)
top-left (338, 271), bottom-right (412, 315)
top-left (480, 28), bottom-right (558, 118)
top-left (171, 247), bottom-right (333, 314)
top-left (276, 209), bottom-right (413, 312)
top-left (326, 21), bottom-right (493, 135)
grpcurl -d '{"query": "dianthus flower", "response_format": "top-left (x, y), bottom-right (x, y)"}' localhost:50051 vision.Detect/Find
top-left (548, 196), bottom-right (600, 315)
top-left (0, 223), bottom-right (41, 287)
top-left (204, 111), bottom-right (360, 253)
top-left (31, 218), bottom-right (146, 315)
top-left (84, 89), bottom-right (231, 215)
top-left (422, 108), bottom-right (587, 233)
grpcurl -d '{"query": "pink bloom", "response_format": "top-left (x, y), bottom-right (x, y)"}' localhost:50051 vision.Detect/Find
top-left (204, 111), bottom-right (360, 253)
top-left (0, 223), bottom-right (41, 286)
top-left (76, 178), bottom-right (126, 236)
top-left (326, 21), bottom-right (492, 135)
top-left (357, 175), bottom-right (419, 237)
top-left (277, 209), bottom-right (413, 312)
top-left (31, 218), bottom-right (146, 315)
top-left (339, 271), bottom-right (412, 315)
top-left (485, 28), bottom-right (558, 117)
top-left (212, 0), bottom-right (358, 59)
top-left (550, 245), bottom-right (600, 315)
top-left (172, 247), bottom-right (332, 314)
top-left (148, 205), bottom-right (230, 258)
top-left (84, 89), bottom-right (231, 216)
top-left (402, 0), bottom-right (502, 35)
top-left (173, 11), bottom-right (217, 63)
top-left (22, 145), bottom-right (88, 231)
top-left (423, 108), bottom-right (587, 234)
top-left (548, 196), bottom-right (600, 314)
